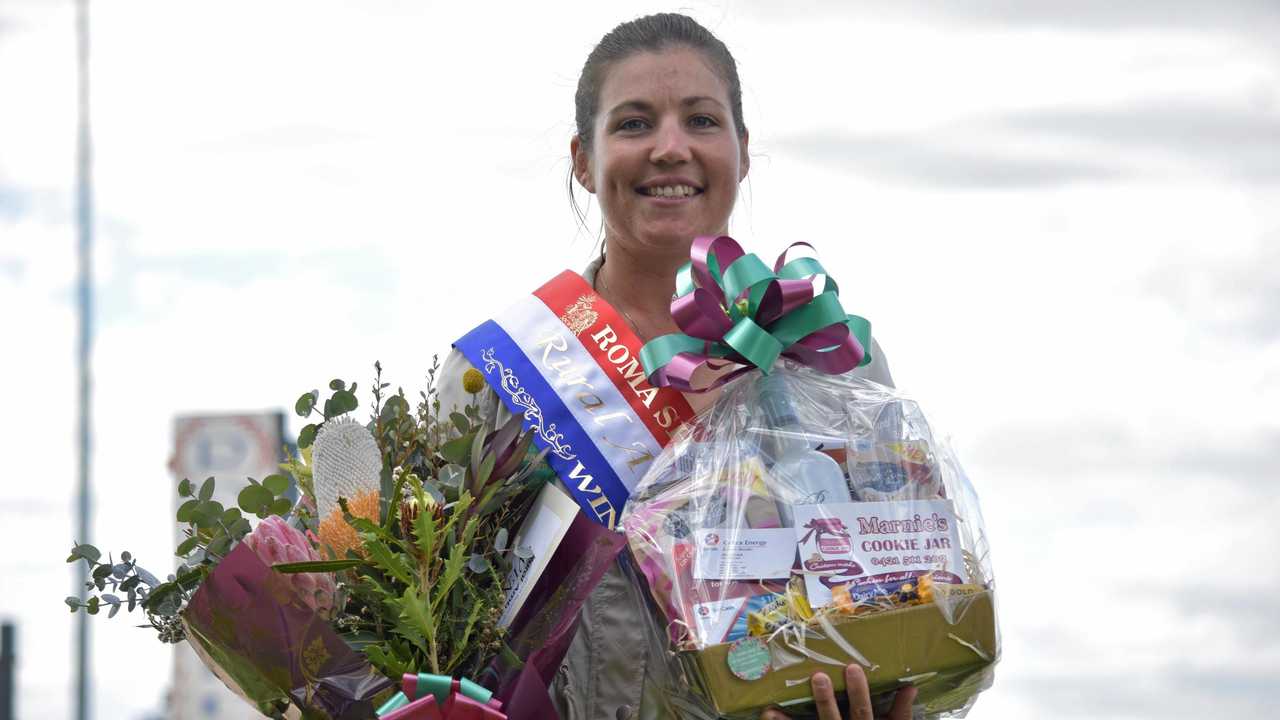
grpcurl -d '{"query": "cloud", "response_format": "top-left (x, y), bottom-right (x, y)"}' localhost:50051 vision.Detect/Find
top-left (186, 124), bottom-right (368, 153)
top-left (1010, 667), bottom-right (1274, 718)
top-left (1000, 99), bottom-right (1280, 183)
top-left (921, 0), bottom-right (1280, 34)
top-left (776, 131), bottom-right (1124, 188)
top-left (746, 0), bottom-right (1280, 36)
top-left (971, 418), bottom-right (1280, 487)
top-left (1145, 231), bottom-right (1280, 342)
top-left (780, 95), bottom-right (1280, 190)
top-left (0, 183), bottom-right (28, 220)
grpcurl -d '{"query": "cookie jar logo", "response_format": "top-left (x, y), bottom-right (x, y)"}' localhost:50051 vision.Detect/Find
top-left (704, 532), bottom-right (720, 547)
top-left (819, 534), bottom-right (852, 554)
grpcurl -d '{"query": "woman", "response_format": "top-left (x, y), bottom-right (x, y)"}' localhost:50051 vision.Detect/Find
top-left (440, 13), bottom-right (907, 720)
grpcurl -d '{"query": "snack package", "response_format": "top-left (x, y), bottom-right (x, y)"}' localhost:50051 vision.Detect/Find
top-left (621, 364), bottom-right (998, 719)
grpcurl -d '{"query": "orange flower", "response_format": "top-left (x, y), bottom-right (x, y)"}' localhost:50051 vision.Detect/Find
top-left (317, 488), bottom-right (380, 558)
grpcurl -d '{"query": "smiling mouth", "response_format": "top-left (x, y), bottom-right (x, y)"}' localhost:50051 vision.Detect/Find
top-left (637, 184), bottom-right (703, 198)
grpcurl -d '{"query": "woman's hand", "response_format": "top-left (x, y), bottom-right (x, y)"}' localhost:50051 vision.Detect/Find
top-left (760, 664), bottom-right (916, 720)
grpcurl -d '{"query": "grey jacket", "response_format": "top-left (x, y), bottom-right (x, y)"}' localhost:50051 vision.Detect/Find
top-left (437, 258), bottom-right (894, 720)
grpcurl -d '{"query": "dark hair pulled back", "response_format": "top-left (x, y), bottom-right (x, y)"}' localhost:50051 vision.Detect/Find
top-left (574, 13), bottom-right (747, 154)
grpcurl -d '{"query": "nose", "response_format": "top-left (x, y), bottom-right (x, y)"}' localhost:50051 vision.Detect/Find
top-left (649, 117), bottom-right (692, 165)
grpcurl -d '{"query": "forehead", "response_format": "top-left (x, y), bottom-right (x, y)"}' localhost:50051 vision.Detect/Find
top-left (597, 47), bottom-right (730, 113)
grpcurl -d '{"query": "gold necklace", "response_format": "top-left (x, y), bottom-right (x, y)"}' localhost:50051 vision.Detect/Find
top-left (594, 270), bottom-right (648, 340)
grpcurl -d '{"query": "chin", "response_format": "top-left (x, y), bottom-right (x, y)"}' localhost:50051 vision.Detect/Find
top-left (642, 223), bottom-right (724, 247)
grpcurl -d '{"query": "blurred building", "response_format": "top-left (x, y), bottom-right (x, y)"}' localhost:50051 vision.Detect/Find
top-left (169, 412), bottom-right (285, 720)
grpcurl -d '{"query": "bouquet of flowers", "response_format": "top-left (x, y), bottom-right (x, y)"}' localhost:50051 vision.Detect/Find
top-left (66, 360), bottom-right (624, 719)
top-left (621, 236), bottom-right (999, 718)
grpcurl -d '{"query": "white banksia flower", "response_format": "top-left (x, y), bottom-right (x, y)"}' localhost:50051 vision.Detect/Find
top-left (311, 417), bottom-right (382, 523)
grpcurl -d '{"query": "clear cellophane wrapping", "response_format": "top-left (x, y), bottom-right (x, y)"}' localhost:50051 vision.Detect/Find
top-left (620, 364), bottom-right (999, 719)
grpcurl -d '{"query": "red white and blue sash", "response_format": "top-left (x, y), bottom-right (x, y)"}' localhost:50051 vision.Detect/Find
top-left (454, 271), bottom-right (696, 528)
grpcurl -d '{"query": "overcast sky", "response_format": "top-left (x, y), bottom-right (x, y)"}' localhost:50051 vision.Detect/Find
top-left (2, 1), bottom-right (1278, 719)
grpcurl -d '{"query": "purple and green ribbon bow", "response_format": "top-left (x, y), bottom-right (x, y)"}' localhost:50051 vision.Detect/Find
top-left (639, 235), bottom-right (873, 392)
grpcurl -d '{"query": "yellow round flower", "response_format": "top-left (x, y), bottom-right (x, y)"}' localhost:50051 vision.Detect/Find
top-left (462, 368), bottom-right (486, 394)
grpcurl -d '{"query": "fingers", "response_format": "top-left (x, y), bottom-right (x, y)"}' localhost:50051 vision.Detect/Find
top-left (887, 685), bottom-right (918, 720)
top-left (811, 672), bottom-right (843, 720)
top-left (844, 664), bottom-right (874, 720)
top-left (767, 666), bottom-right (917, 720)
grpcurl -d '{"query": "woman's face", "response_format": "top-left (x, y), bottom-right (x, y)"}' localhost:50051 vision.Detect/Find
top-left (573, 47), bottom-right (749, 261)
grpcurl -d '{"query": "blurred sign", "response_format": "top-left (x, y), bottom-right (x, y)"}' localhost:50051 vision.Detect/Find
top-left (169, 412), bottom-right (285, 720)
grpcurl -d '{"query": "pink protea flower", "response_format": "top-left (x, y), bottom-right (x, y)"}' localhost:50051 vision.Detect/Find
top-left (244, 515), bottom-right (338, 618)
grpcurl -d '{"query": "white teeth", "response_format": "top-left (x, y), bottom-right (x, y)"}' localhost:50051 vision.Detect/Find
top-left (646, 185), bottom-right (698, 197)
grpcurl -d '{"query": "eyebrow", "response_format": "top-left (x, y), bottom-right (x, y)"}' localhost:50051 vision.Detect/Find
top-left (606, 96), bottom-right (727, 115)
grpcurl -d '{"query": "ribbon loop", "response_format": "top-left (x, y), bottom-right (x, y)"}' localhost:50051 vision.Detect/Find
top-left (640, 236), bottom-right (873, 391)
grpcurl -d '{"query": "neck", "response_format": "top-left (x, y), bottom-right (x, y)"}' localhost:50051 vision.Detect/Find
top-left (595, 237), bottom-right (690, 339)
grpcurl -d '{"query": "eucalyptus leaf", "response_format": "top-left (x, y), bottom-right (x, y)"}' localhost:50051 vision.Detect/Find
top-left (134, 566), bottom-right (160, 587)
top-left (334, 390), bottom-right (358, 414)
top-left (515, 544), bottom-right (534, 560)
top-left (438, 464), bottom-right (466, 490)
top-left (176, 499), bottom-right (199, 523)
top-left (467, 554), bottom-right (489, 573)
top-left (198, 477), bottom-right (215, 501)
top-left (262, 474), bottom-right (290, 496)
top-left (72, 544), bottom-right (101, 564)
top-left (494, 527), bottom-right (509, 552)
top-left (269, 497), bottom-right (293, 516)
top-left (420, 479), bottom-right (446, 507)
top-left (207, 535), bottom-right (232, 558)
top-left (329, 379), bottom-right (346, 391)
top-left (295, 392), bottom-right (315, 417)
top-left (192, 501), bottom-right (223, 528)
top-left (238, 484), bottom-right (273, 514)
top-left (450, 412), bottom-right (470, 435)
top-left (175, 536), bottom-right (200, 557)
top-left (299, 423), bottom-right (318, 449)
top-left (177, 478), bottom-right (193, 497)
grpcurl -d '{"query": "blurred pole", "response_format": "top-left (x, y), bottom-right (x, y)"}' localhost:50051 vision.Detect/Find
top-left (1, 623), bottom-right (15, 720)
top-left (74, 0), bottom-right (95, 718)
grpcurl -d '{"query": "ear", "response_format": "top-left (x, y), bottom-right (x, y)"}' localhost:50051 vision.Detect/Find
top-left (571, 135), bottom-right (596, 194)
top-left (738, 128), bottom-right (751, 182)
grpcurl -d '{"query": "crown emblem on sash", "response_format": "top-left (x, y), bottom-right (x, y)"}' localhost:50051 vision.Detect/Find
top-left (560, 294), bottom-right (599, 335)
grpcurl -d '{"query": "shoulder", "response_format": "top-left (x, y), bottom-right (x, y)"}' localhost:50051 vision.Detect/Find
top-left (851, 336), bottom-right (895, 389)
top-left (438, 257), bottom-right (601, 415)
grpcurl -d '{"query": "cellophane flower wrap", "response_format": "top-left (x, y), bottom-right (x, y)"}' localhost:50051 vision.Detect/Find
top-left (619, 363), bottom-right (999, 719)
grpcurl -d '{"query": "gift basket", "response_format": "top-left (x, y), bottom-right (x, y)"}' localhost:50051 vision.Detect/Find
top-left (623, 236), bottom-right (999, 718)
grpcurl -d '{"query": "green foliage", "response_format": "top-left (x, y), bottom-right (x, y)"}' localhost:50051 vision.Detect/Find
top-left (66, 470), bottom-right (297, 642)
top-left (65, 357), bottom-right (552, 688)
top-left (319, 358), bottom-right (550, 679)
